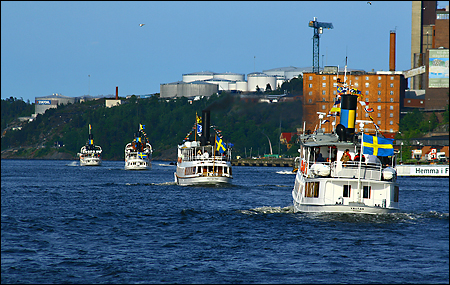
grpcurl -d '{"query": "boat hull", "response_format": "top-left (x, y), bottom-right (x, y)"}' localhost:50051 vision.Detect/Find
top-left (175, 173), bottom-right (232, 186)
top-left (292, 198), bottom-right (398, 214)
top-left (80, 157), bottom-right (102, 166)
top-left (125, 157), bottom-right (151, 170)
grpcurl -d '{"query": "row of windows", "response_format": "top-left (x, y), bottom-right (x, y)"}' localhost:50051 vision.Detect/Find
top-left (310, 76), bottom-right (396, 81)
top-left (309, 83), bottom-right (395, 88)
top-left (309, 90), bottom-right (396, 96)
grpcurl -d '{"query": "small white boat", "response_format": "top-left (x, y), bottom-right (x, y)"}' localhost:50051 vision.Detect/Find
top-left (292, 62), bottom-right (399, 214)
top-left (175, 110), bottom-right (233, 186)
top-left (125, 124), bottom-right (152, 170)
top-left (78, 124), bottom-right (102, 166)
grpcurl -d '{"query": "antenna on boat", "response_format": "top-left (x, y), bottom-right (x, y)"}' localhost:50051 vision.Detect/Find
top-left (317, 112), bottom-right (326, 131)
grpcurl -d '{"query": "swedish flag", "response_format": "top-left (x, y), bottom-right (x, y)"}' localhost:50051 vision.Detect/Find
top-left (140, 124), bottom-right (145, 130)
top-left (138, 152), bottom-right (147, 159)
top-left (216, 136), bottom-right (227, 154)
top-left (362, 134), bottom-right (394, 156)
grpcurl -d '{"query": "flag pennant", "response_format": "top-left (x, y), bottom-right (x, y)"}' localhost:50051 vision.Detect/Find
top-left (362, 134), bottom-right (394, 156)
top-left (197, 123), bottom-right (202, 133)
top-left (215, 136), bottom-right (227, 154)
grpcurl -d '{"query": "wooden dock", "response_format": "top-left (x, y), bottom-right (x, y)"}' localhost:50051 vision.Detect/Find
top-left (231, 158), bottom-right (294, 167)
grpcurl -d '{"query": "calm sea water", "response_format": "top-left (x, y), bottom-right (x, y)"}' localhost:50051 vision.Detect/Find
top-left (1, 159), bottom-right (449, 284)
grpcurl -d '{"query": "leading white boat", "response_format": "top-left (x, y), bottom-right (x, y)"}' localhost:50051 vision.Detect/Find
top-left (124, 124), bottom-right (152, 170)
top-left (78, 124), bottom-right (102, 166)
top-left (292, 64), bottom-right (399, 214)
top-left (174, 110), bottom-right (233, 186)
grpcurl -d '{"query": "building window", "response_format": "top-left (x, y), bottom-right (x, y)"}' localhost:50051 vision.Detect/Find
top-left (407, 100), bottom-right (411, 103)
top-left (377, 106), bottom-right (381, 110)
top-left (333, 90), bottom-right (337, 95)
top-left (363, 186), bottom-right (371, 199)
top-left (390, 98), bottom-right (394, 102)
top-left (377, 98), bottom-right (381, 102)
top-left (365, 82), bottom-right (369, 87)
top-left (389, 113), bottom-right (393, 117)
top-left (356, 113), bottom-right (358, 117)
top-left (390, 76), bottom-right (394, 80)
top-left (343, 185), bottom-right (351, 197)
top-left (323, 76), bottom-right (326, 80)
top-left (322, 83), bottom-right (326, 87)
top-left (365, 76), bottom-right (369, 80)
top-left (377, 120), bottom-right (381, 124)
top-left (378, 83), bottom-right (381, 87)
top-left (390, 83), bottom-right (394, 87)
top-left (322, 97), bottom-right (326, 102)
top-left (354, 82), bottom-right (359, 87)
top-left (378, 91), bottom-right (381, 95)
top-left (377, 113), bottom-right (381, 118)
top-left (378, 76), bottom-right (382, 80)
top-left (308, 99), bottom-right (312, 103)
top-left (365, 91), bottom-right (369, 95)
top-left (309, 84), bottom-right (312, 88)
top-left (365, 113), bottom-right (369, 118)
top-left (309, 76), bottom-right (313, 80)
top-left (355, 76), bottom-right (359, 80)
top-left (390, 106), bottom-right (394, 110)
top-left (333, 82), bottom-right (338, 87)
top-left (322, 90), bottom-right (326, 95)
top-left (390, 128), bottom-right (394, 133)
top-left (322, 105), bottom-right (326, 110)
top-left (333, 76), bottom-right (337, 80)
top-left (389, 120), bottom-right (393, 125)
top-left (420, 101), bottom-right (424, 104)
top-left (309, 91), bottom-right (312, 95)
top-left (390, 91), bottom-right (394, 95)
top-left (365, 98), bottom-right (369, 102)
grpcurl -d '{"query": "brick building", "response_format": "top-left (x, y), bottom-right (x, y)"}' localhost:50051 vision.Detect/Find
top-left (302, 70), bottom-right (406, 138)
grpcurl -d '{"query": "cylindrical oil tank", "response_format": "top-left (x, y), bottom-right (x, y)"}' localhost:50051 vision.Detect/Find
top-left (247, 72), bottom-right (277, 92)
top-left (236, 81), bottom-right (248, 92)
top-left (204, 79), bottom-right (231, 91)
top-left (182, 71), bottom-right (214, 83)
top-left (213, 72), bottom-right (245, 82)
top-left (228, 82), bottom-right (237, 91)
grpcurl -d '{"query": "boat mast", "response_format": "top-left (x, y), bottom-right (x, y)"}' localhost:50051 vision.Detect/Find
top-left (357, 122), bottom-right (364, 203)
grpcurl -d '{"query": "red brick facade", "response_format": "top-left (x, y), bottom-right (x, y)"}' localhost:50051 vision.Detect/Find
top-left (302, 72), bottom-right (406, 136)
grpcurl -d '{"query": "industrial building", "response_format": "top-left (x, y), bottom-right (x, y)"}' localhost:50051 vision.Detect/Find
top-left (410, 1), bottom-right (449, 111)
top-left (35, 93), bottom-right (76, 115)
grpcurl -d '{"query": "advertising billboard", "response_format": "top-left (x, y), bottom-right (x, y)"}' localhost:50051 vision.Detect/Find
top-left (428, 49), bottom-right (449, 88)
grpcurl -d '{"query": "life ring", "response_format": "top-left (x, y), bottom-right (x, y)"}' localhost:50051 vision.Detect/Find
top-left (300, 160), bottom-right (307, 173)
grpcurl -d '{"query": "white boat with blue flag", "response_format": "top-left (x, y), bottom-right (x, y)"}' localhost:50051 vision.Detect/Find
top-left (175, 110), bottom-right (233, 186)
top-left (78, 124), bottom-right (102, 166)
top-left (125, 124), bottom-right (152, 170)
top-left (292, 63), bottom-right (399, 214)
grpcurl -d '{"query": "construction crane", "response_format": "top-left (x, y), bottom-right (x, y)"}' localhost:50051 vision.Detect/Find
top-left (309, 17), bottom-right (333, 73)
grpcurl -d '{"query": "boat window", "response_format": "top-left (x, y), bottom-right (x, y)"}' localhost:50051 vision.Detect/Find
top-left (363, 186), bottom-right (371, 199)
top-left (343, 185), bottom-right (351, 197)
top-left (305, 182), bottom-right (319, 198)
top-left (394, 186), bottom-right (399, 202)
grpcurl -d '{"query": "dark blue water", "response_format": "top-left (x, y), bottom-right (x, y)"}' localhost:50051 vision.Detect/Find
top-left (2, 159), bottom-right (449, 284)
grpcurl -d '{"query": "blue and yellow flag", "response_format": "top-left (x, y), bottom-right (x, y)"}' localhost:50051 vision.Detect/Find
top-left (89, 139), bottom-right (93, 145)
top-left (216, 136), bottom-right (227, 154)
top-left (197, 123), bottom-right (202, 134)
top-left (362, 134), bottom-right (394, 156)
top-left (139, 124), bottom-right (145, 130)
top-left (138, 152), bottom-right (147, 159)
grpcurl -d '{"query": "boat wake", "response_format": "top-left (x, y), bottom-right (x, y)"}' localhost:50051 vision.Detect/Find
top-left (67, 161), bottom-right (79, 167)
top-left (276, 170), bottom-right (295, 175)
top-left (239, 206), bottom-right (295, 215)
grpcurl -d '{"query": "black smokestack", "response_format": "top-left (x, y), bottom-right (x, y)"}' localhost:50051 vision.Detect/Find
top-left (201, 110), bottom-right (211, 146)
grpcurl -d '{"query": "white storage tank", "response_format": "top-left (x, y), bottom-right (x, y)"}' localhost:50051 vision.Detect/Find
top-left (247, 72), bottom-right (277, 92)
top-left (160, 81), bottom-right (218, 98)
top-left (228, 82), bottom-right (237, 91)
top-left (213, 72), bottom-right (245, 82)
top-left (236, 81), bottom-right (248, 92)
top-left (204, 78), bottom-right (232, 91)
top-left (182, 71), bottom-right (214, 83)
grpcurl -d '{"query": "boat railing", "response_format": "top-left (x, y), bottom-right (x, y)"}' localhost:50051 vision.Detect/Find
top-left (180, 146), bottom-right (231, 162)
top-left (330, 160), bottom-right (382, 180)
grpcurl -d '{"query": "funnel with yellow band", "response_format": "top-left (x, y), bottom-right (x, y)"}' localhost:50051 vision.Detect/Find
top-left (339, 94), bottom-right (357, 139)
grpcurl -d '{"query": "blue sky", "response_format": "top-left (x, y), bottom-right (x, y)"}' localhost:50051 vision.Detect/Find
top-left (2, 1), bottom-right (449, 102)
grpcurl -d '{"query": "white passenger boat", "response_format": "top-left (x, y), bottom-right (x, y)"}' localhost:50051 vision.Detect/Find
top-left (174, 110), bottom-right (233, 186)
top-left (78, 124), bottom-right (102, 166)
top-left (124, 124), bottom-right (152, 170)
top-left (292, 65), bottom-right (399, 214)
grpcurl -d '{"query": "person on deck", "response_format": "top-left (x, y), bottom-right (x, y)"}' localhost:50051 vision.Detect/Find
top-left (354, 151), bottom-right (365, 162)
top-left (340, 149), bottom-right (352, 165)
